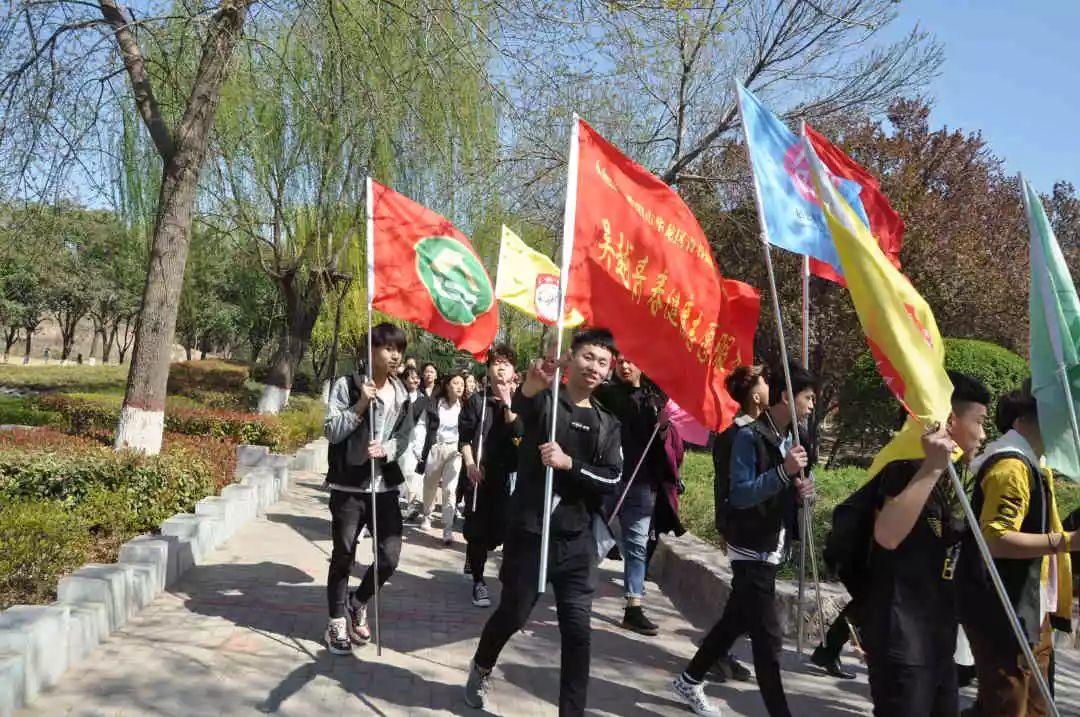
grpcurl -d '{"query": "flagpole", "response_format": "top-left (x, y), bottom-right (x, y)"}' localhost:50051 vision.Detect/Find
top-left (945, 461), bottom-right (1059, 716)
top-left (538, 114), bottom-right (581, 594)
top-left (1021, 173), bottom-right (1080, 467)
top-left (471, 383), bottom-right (488, 513)
top-left (797, 254), bottom-right (810, 655)
top-left (365, 175), bottom-right (382, 656)
top-left (606, 422), bottom-right (662, 527)
top-left (736, 83), bottom-right (827, 645)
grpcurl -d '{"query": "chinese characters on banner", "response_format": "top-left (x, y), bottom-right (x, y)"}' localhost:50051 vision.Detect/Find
top-left (566, 120), bottom-right (761, 431)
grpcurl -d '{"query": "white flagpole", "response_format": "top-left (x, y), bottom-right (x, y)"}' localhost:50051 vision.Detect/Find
top-left (538, 114), bottom-right (581, 594)
top-left (797, 254), bottom-right (810, 655)
top-left (471, 384), bottom-right (488, 513)
top-left (735, 84), bottom-right (827, 644)
top-left (365, 176), bottom-right (382, 656)
top-left (606, 422), bottom-right (662, 527)
top-left (1021, 173), bottom-right (1080, 467)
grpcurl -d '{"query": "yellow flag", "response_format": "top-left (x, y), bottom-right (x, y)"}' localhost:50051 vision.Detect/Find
top-left (802, 134), bottom-right (953, 477)
top-left (495, 225), bottom-right (584, 327)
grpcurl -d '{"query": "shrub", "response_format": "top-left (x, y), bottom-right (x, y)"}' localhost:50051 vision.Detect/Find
top-left (31, 394), bottom-right (290, 450)
top-left (0, 443), bottom-right (215, 530)
top-left (834, 338), bottom-right (1029, 463)
top-left (279, 395), bottom-right (325, 451)
top-left (166, 359), bottom-right (250, 394)
top-left (0, 394), bottom-right (61, 426)
top-left (0, 499), bottom-right (91, 609)
top-left (250, 363), bottom-right (319, 395)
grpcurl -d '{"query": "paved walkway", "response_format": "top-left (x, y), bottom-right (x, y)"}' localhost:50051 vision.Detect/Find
top-left (20, 473), bottom-right (1080, 716)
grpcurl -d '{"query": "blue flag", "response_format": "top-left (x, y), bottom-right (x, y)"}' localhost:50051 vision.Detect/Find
top-left (736, 84), bottom-right (868, 274)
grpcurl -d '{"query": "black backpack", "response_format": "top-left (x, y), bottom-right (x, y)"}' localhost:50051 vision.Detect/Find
top-left (823, 473), bottom-right (883, 598)
top-left (711, 424), bottom-right (741, 537)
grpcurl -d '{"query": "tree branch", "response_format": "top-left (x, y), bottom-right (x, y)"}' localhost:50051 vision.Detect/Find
top-left (98, 0), bottom-right (175, 158)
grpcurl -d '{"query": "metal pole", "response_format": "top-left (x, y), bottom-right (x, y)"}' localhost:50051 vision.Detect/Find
top-left (606, 422), bottom-right (662, 527)
top-left (945, 462), bottom-right (1058, 716)
top-left (797, 255), bottom-right (810, 655)
top-left (539, 114), bottom-right (581, 594)
top-left (736, 83), bottom-right (827, 646)
top-left (471, 385), bottom-right (488, 513)
top-left (365, 176), bottom-right (382, 656)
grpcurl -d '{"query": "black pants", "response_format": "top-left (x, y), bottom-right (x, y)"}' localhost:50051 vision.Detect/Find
top-left (867, 656), bottom-right (958, 717)
top-left (464, 469), bottom-right (508, 584)
top-left (684, 561), bottom-right (790, 717)
top-left (820, 598), bottom-right (862, 661)
top-left (326, 489), bottom-right (403, 618)
top-left (474, 530), bottom-right (597, 717)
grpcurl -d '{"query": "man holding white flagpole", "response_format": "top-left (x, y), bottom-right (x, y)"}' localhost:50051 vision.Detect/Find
top-left (321, 322), bottom-right (413, 656)
top-left (464, 328), bottom-right (623, 715)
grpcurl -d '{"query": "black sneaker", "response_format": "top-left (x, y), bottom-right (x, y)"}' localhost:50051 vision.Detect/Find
top-left (811, 645), bottom-right (855, 679)
top-left (464, 660), bottom-right (492, 708)
top-left (712, 654), bottom-right (752, 682)
top-left (621, 605), bottom-right (659, 636)
top-left (472, 582), bottom-right (491, 607)
top-left (325, 617), bottom-right (351, 655)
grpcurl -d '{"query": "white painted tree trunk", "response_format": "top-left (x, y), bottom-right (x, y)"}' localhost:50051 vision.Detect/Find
top-left (320, 379), bottom-right (331, 404)
top-left (257, 384), bottom-right (290, 414)
top-left (114, 406), bottom-right (165, 455)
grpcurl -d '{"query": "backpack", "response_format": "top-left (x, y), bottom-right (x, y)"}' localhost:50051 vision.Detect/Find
top-left (823, 473), bottom-right (883, 598)
top-left (711, 423), bottom-right (742, 537)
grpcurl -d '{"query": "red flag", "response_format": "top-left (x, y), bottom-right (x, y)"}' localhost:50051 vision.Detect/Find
top-left (370, 180), bottom-right (497, 358)
top-left (566, 120), bottom-right (760, 432)
top-left (804, 124), bottom-right (904, 284)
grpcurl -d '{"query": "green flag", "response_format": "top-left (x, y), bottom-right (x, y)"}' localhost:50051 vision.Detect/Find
top-left (1023, 176), bottom-right (1080, 481)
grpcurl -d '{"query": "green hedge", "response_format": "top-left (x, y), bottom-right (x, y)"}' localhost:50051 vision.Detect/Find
top-left (0, 394), bottom-right (61, 427)
top-left (31, 393), bottom-right (293, 449)
top-left (834, 338), bottom-right (1029, 462)
top-left (0, 434), bottom-right (218, 609)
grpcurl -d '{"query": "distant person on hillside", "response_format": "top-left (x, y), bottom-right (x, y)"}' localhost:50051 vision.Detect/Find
top-left (43, 348), bottom-right (50, 364)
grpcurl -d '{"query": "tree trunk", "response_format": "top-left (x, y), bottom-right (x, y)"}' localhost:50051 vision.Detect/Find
top-left (58, 311), bottom-right (82, 360)
top-left (112, 0), bottom-right (252, 454)
top-left (258, 275), bottom-right (324, 414)
top-left (22, 330), bottom-right (32, 363)
top-left (3, 326), bottom-right (19, 356)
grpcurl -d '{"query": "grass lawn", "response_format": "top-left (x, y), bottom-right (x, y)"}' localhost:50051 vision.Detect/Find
top-left (0, 363), bottom-right (127, 393)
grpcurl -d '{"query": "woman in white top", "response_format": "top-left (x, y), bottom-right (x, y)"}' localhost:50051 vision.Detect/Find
top-left (418, 373), bottom-right (465, 544)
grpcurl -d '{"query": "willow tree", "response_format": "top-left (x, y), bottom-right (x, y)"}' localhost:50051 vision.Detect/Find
top-left (211, 0), bottom-right (499, 413)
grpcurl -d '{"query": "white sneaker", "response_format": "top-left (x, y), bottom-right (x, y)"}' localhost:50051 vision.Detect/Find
top-left (325, 617), bottom-right (351, 655)
top-left (419, 517), bottom-right (432, 531)
top-left (671, 674), bottom-right (722, 716)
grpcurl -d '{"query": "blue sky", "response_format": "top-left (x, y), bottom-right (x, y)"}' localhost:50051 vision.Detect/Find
top-left (888, 0), bottom-right (1080, 194)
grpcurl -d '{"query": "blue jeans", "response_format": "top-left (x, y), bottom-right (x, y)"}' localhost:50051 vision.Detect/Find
top-left (617, 482), bottom-right (656, 599)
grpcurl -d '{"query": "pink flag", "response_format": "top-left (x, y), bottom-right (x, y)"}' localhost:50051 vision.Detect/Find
top-left (662, 399), bottom-right (711, 446)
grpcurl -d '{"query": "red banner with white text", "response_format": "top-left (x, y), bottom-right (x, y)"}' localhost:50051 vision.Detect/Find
top-left (566, 119), bottom-right (760, 432)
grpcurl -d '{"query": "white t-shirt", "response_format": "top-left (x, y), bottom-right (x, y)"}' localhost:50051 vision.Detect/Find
top-left (436, 399), bottom-right (461, 445)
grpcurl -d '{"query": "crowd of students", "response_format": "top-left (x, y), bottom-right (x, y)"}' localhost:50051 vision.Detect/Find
top-left (321, 322), bottom-right (1078, 716)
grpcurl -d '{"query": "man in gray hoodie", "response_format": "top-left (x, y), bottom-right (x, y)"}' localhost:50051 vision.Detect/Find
top-left (323, 322), bottom-right (415, 655)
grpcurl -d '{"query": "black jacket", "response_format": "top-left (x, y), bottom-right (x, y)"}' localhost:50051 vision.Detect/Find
top-left (325, 374), bottom-right (414, 490)
top-left (724, 416), bottom-right (810, 554)
top-left (507, 386), bottom-right (622, 536)
top-left (595, 381), bottom-right (671, 492)
top-left (458, 391), bottom-right (523, 478)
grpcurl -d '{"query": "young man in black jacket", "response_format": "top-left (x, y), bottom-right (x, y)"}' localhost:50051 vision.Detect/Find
top-left (322, 323), bottom-right (415, 655)
top-left (464, 329), bottom-right (623, 716)
top-left (460, 344), bottom-right (524, 607)
top-left (673, 362), bottom-right (815, 717)
top-left (866, 371), bottom-right (989, 717)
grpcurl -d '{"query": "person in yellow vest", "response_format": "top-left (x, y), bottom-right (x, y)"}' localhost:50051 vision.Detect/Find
top-left (960, 380), bottom-right (1074, 717)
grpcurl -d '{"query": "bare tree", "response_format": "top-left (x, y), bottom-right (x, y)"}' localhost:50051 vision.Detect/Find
top-left (1, 0), bottom-right (254, 452)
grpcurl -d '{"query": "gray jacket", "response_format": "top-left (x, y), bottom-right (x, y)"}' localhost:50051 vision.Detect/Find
top-left (324, 373), bottom-right (413, 491)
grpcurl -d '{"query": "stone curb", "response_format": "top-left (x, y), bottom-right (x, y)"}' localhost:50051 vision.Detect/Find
top-left (649, 531), bottom-right (849, 644)
top-left (0, 438), bottom-right (327, 716)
